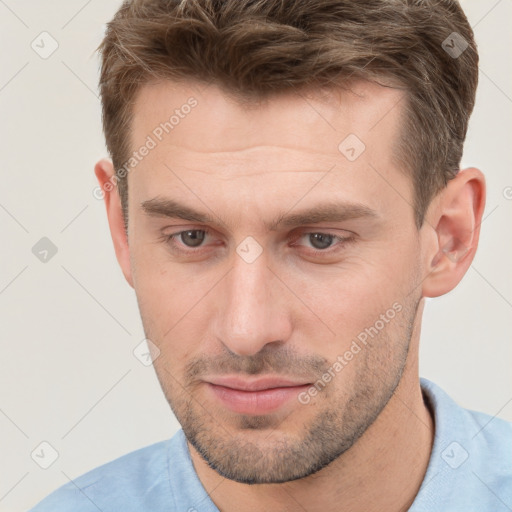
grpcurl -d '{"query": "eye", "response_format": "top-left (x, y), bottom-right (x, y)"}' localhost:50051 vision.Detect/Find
top-left (289, 231), bottom-right (354, 254)
top-left (163, 228), bottom-right (355, 257)
top-left (165, 229), bottom-right (214, 252)
top-left (302, 233), bottom-right (336, 250)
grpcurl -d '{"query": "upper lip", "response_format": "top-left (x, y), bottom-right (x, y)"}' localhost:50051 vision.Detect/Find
top-left (206, 376), bottom-right (311, 391)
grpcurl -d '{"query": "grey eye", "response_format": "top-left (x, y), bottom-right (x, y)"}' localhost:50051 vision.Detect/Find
top-left (180, 230), bottom-right (206, 247)
top-left (308, 233), bottom-right (335, 250)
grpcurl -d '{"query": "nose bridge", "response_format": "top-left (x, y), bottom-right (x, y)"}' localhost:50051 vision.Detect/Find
top-left (214, 250), bottom-right (290, 356)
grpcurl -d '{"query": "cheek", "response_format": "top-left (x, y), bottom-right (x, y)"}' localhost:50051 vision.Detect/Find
top-left (132, 251), bottom-right (216, 360)
top-left (303, 258), bottom-right (412, 347)
top-left (131, 228), bottom-right (418, 359)
top-left (132, 241), bottom-right (186, 304)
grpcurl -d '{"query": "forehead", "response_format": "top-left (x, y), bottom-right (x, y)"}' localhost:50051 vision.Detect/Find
top-left (127, 79), bottom-right (411, 227)
top-left (131, 78), bottom-right (404, 157)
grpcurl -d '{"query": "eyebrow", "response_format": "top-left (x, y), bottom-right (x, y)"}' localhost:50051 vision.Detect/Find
top-left (140, 197), bottom-right (379, 231)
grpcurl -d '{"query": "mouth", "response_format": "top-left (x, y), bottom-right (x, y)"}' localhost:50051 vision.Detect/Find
top-left (204, 376), bottom-right (312, 415)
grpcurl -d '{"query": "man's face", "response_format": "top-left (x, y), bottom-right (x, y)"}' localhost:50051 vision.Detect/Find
top-left (126, 79), bottom-right (425, 483)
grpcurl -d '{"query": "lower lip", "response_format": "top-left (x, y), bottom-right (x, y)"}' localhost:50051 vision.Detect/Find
top-left (207, 383), bottom-right (311, 415)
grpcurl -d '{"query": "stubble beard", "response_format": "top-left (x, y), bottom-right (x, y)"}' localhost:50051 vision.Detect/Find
top-left (150, 298), bottom-right (419, 484)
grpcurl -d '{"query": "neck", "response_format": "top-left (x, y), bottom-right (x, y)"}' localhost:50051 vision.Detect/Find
top-left (188, 324), bottom-right (434, 512)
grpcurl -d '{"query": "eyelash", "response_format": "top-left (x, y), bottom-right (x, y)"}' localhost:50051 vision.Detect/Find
top-left (163, 228), bottom-right (355, 257)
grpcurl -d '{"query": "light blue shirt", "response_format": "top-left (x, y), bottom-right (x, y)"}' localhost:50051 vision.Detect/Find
top-left (28, 378), bottom-right (512, 511)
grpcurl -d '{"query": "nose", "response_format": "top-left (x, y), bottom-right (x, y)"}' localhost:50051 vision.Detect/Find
top-left (213, 251), bottom-right (293, 357)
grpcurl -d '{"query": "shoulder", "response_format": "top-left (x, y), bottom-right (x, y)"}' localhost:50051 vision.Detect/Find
top-left (414, 378), bottom-right (512, 511)
top-left (421, 377), bottom-right (512, 457)
top-left (462, 404), bottom-right (512, 491)
top-left (28, 437), bottom-right (174, 512)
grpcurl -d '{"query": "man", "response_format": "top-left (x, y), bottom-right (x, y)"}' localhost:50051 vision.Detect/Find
top-left (29, 0), bottom-right (511, 510)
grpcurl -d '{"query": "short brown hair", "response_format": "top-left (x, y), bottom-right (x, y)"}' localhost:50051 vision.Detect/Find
top-left (98, 0), bottom-right (478, 229)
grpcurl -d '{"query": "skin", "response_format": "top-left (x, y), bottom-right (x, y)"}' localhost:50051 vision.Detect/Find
top-left (95, 79), bottom-right (485, 512)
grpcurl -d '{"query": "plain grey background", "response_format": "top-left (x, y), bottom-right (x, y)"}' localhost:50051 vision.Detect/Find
top-left (0, 1), bottom-right (511, 510)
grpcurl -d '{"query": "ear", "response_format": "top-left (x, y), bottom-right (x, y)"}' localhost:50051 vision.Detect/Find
top-left (94, 158), bottom-right (134, 288)
top-left (421, 167), bottom-right (486, 298)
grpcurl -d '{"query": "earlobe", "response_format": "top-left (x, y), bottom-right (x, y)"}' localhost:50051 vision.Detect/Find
top-left (422, 167), bottom-right (486, 298)
top-left (94, 159), bottom-right (134, 288)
